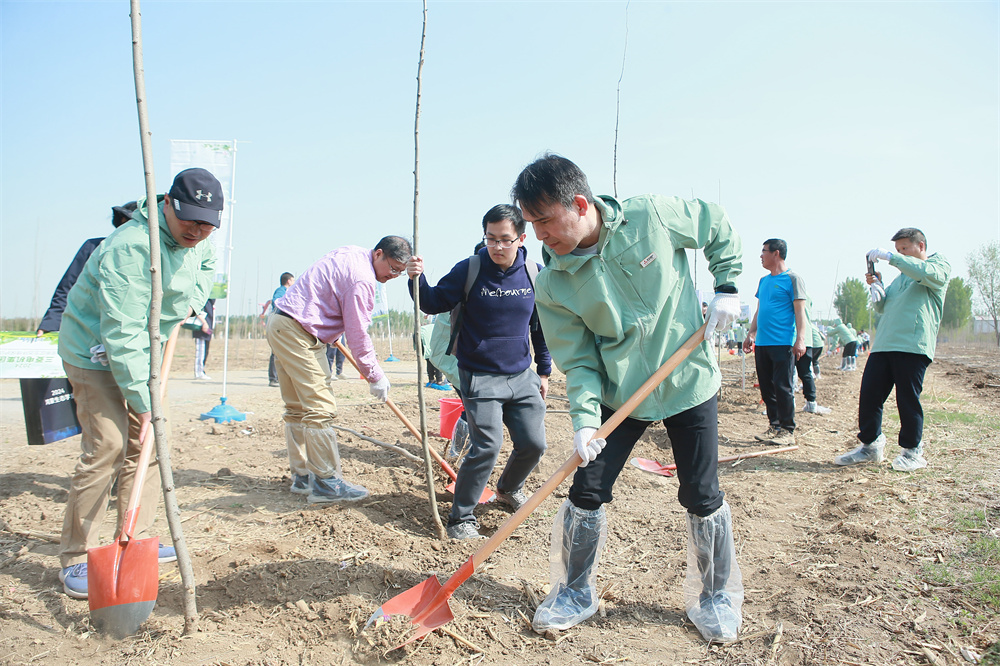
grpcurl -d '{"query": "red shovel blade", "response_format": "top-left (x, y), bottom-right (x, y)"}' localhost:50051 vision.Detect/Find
top-left (365, 557), bottom-right (475, 649)
top-left (629, 457), bottom-right (676, 477)
top-left (88, 535), bottom-right (159, 638)
top-left (444, 480), bottom-right (496, 504)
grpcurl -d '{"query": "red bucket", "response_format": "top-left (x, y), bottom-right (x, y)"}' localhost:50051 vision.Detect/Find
top-left (438, 397), bottom-right (464, 438)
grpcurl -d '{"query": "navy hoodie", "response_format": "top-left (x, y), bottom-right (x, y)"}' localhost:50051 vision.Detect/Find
top-left (409, 246), bottom-right (551, 377)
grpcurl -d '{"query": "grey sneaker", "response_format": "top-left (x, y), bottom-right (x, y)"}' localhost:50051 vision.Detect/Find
top-left (307, 476), bottom-right (369, 503)
top-left (892, 443), bottom-right (927, 472)
top-left (834, 433), bottom-right (886, 466)
top-left (495, 489), bottom-right (528, 511)
top-left (754, 426), bottom-right (781, 442)
top-left (803, 401), bottom-right (831, 414)
top-left (770, 428), bottom-right (796, 446)
top-left (290, 473), bottom-right (310, 495)
top-left (446, 522), bottom-right (485, 540)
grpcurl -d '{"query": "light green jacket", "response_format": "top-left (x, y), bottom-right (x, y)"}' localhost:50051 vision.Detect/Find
top-left (535, 195), bottom-right (743, 429)
top-left (805, 296), bottom-right (824, 348)
top-left (872, 252), bottom-right (950, 360)
top-left (827, 319), bottom-right (857, 348)
top-left (427, 313), bottom-right (459, 387)
top-left (58, 198), bottom-right (216, 412)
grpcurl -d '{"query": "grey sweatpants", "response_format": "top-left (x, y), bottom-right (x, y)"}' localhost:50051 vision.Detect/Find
top-left (451, 367), bottom-right (547, 526)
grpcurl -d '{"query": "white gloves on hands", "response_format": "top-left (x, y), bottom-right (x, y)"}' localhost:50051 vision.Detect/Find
top-left (704, 293), bottom-right (741, 339)
top-left (89, 344), bottom-right (109, 366)
top-left (868, 280), bottom-right (885, 303)
top-left (866, 248), bottom-right (893, 263)
top-left (369, 375), bottom-right (390, 402)
top-left (574, 427), bottom-right (607, 468)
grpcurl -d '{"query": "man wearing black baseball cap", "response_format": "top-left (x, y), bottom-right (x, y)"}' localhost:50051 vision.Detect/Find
top-left (55, 167), bottom-right (222, 599)
top-left (164, 167), bottom-right (225, 247)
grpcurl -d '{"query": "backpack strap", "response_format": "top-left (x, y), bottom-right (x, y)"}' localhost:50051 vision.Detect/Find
top-left (447, 255), bottom-right (480, 356)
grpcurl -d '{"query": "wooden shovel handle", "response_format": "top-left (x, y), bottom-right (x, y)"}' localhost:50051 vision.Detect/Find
top-left (119, 423), bottom-right (156, 541)
top-left (333, 340), bottom-right (460, 482)
top-left (469, 323), bottom-right (708, 570)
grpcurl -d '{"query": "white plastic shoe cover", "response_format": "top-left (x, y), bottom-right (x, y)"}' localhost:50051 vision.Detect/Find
top-left (684, 501), bottom-right (744, 643)
top-left (834, 433), bottom-right (886, 466)
top-left (532, 500), bottom-right (607, 632)
top-left (892, 442), bottom-right (927, 472)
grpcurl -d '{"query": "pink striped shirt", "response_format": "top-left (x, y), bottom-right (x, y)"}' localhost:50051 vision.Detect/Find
top-left (274, 246), bottom-right (383, 384)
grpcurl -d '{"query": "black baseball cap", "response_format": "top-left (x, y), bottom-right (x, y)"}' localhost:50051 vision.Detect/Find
top-left (168, 168), bottom-right (224, 228)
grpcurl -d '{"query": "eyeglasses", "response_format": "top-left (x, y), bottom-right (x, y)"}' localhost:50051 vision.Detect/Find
top-left (387, 262), bottom-right (405, 275)
top-left (483, 237), bottom-right (518, 249)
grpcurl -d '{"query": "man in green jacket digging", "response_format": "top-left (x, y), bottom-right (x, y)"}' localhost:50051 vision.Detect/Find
top-left (512, 153), bottom-right (745, 643)
top-left (56, 168), bottom-right (221, 598)
top-left (834, 228), bottom-right (950, 472)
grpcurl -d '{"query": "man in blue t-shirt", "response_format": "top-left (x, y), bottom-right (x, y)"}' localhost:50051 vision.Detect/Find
top-left (742, 239), bottom-right (807, 446)
top-left (406, 204), bottom-right (551, 540)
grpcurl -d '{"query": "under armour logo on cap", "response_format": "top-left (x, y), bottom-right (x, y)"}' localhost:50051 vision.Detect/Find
top-left (169, 168), bottom-right (224, 228)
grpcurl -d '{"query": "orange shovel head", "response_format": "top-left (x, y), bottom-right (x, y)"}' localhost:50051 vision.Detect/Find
top-left (87, 536), bottom-right (158, 638)
top-left (366, 575), bottom-right (453, 648)
top-left (444, 480), bottom-right (496, 504)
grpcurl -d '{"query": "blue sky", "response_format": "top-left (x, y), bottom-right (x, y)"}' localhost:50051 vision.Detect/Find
top-left (2, 1), bottom-right (997, 321)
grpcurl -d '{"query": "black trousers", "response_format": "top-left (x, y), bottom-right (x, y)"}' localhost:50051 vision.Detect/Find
top-left (795, 347), bottom-right (819, 402)
top-left (843, 341), bottom-right (858, 358)
top-left (569, 397), bottom-right (723, 517)
top-left (810, 346), bottom-right (822, 375)
top-left (858, 351), bottom-right (931, 449)
top-left (755, 345), bottom-right (796, 432)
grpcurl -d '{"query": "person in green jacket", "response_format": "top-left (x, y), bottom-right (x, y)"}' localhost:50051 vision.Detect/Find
top-left (513, 154), bottom-right (744, 644)
top-left (796, 295), bottom-right (831, 414)
top-left (55, 168), bottom-right (221, 599)
top-left (835, 228), bottom-right (950, 472)
top-left (827, 318), bottom-right (858, 371)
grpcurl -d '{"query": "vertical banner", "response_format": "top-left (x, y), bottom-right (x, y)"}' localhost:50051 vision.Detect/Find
top-left (372, 283), bottom-right (390, 320)
top-left (169, 140), bottom-right (235, 299)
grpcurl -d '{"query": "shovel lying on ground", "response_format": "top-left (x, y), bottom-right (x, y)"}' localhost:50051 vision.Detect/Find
top-left (630, 445), bottom-right (800, 477)
top-left (364, 323), bottom-right (709, 648)
top-left (333, 341), bottom-right (494, 504)
top-left (88, 426), bottom-right (159, 638)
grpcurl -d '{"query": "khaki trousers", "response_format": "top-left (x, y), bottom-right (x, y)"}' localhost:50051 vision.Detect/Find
top-left (60, 363), bottom-right (163, 568)
top-left (266, 313), bottom-right (342, 478)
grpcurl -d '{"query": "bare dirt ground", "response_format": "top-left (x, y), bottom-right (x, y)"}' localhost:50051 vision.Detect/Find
top-left (1, 337), bottom-right (998, 665)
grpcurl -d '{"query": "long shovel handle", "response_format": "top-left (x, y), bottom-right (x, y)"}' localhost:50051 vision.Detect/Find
top-left (466, 323), bottom-right (708, 571)
top-left (333, 340), bottom-right (460, 482)
top-left (118, 423), bottom-right (156, 542)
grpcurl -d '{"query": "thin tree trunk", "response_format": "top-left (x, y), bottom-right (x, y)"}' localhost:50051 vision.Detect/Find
top-left (411, 0), bottom-right (445, 540)
top-left (129, 0), bottom-right (198, 634)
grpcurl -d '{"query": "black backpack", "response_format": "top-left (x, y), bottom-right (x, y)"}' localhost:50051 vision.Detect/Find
top-left (447, 255), bottom-right (540, 356)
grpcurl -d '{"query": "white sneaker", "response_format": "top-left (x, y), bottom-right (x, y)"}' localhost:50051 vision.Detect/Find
top-left (834, 433), bottom-right (886, 466)
top-left (891, 443), bottom-right (927, 472)
top-left (196, 373), bottom-right (212, 381)
top-left (803, 401), bottom-right (831, 414)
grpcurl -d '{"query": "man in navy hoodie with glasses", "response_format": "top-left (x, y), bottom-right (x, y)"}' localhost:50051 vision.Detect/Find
top-left (406, 204), bottom-right (551, 540)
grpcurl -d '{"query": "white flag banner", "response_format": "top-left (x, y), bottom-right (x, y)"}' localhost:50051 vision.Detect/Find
top-left (372, 283), bottom-right (390, 320)
top-left (169, 140), bottom-right (236, 298)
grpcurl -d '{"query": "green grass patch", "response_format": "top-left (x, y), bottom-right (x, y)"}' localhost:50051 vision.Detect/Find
top-left (926, 509), bottom-right (1000, 610)
top-left (925, 409), bottom-right (980, 425)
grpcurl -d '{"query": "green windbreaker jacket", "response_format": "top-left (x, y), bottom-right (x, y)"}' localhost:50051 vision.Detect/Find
top-left (871, 252), bottom-right (950, 360)
top-left (58, 198), bottom-right (216, 413)
top-left (534, 195), bottom-right (743, 430)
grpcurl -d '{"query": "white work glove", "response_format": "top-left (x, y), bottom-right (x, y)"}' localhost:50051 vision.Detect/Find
top-left (704, 292), bottom-right (741, 340)
top-left (574, 427), bottom-right (606, 468)
top-left (369, 375), bottom-right (390, 402)
top-left (866, 248), bottom-right (893, 263)
top-left (89, 344), bottom-right (109, 366)
top-left (868, 280), bottom-right (885, 303)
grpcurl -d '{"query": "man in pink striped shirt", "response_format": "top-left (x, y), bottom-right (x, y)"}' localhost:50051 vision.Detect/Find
top-left (266, 236), bottom-right (412, 503)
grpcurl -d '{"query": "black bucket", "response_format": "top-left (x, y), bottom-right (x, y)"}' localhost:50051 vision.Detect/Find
top-left (20, 377), bottom-right (81, 445)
